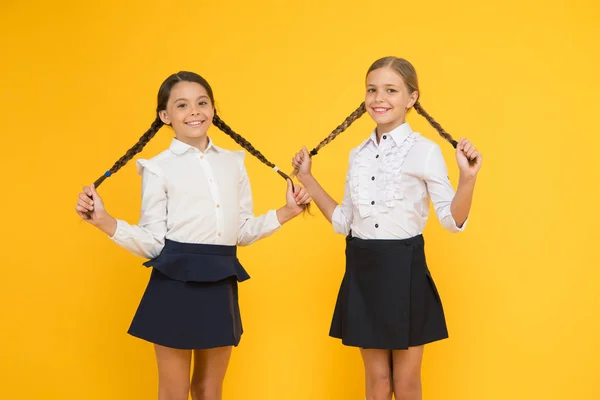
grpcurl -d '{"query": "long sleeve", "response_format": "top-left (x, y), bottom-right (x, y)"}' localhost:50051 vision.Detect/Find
top-left (331, 152), bottom-right (355, 236)
top-left (109, 160), bottom-right (168, 258)
top-left (236, 157), bottom-right (281, 246)
top-left (424, 144), bottom-right (467, 233)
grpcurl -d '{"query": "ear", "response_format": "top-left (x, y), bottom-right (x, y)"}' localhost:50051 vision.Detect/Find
top-left (407, 91), bottom-right (419, 109)
top-left (158, 110), bottom-right (171, 125)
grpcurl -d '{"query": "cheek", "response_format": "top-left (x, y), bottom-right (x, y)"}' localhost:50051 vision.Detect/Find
top-left (393, 94), bottom-right (409, 107)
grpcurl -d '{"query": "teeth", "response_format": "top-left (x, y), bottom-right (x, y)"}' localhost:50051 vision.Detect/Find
top-left (187, 121), bottom-right (202, 126)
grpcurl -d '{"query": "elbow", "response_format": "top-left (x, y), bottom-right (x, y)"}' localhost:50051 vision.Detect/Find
top-left (144, 238), bottom-right (165, 259)
top-left (236, 237), bottom-right (251, 247)
top-left (332, 221), bottom-right (351, 236)
top-left (441, 214), bottom-right (467, 234)
top-left (446, 220), bottom-right (467, 233)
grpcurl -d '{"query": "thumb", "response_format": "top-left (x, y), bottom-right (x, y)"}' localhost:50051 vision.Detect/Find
top-left (301, 146), bottom-right (310, 158)
top-left (90, 184), bottom-right (101, 200)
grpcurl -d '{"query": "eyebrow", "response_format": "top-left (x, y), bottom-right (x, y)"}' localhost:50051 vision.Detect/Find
top-left (366, 83), bottom-right (400, 87)
top-left (174, 95), bottom-right (210, 102)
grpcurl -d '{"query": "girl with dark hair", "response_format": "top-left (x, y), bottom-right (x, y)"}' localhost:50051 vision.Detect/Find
top-left (75, 71), bottom-right (310, 400)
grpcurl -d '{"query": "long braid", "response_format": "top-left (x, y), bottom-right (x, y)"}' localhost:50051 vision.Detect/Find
top-left (92, 117), bottom-right (165, 189)
top-left (309, 102), bottom-right (366, 156)
top-left (212, 113), bottom-right (292, 182)
top-left (84, 117), bottom-right (163, 218)
top-left (413, 101), bottom-right (457, 148)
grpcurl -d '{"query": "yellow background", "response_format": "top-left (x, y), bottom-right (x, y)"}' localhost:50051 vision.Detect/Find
top-left (1, 0), bottom-right (599, 399)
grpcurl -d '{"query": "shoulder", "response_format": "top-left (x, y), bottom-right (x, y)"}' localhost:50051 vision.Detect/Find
top-left (215, 144), bottom-right (246, 166)
top-left (135, 149), bottom-right (172, 177)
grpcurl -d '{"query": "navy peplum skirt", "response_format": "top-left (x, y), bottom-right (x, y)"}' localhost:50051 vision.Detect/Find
top-left (128, 239), bottom-right (248, 350)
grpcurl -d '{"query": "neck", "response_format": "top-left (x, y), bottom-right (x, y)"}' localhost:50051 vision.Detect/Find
top-left (178, 135), bottom-right (209, 152)
top-left (375, 119), bottom-right (405, 142)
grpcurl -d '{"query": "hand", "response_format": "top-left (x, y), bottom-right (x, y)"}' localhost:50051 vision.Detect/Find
top-left (285, 178), bottom-right (312, 211)
top-left (75, 184), bottom-right (110, 225)
top-left (291, 146), bottom-right (312, 181)
top-left (276, 179), bottom-right (312, 224)
top-left (456, 138), bottom-right (482, 177)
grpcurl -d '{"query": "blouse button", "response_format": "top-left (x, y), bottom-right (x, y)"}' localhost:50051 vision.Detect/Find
top-left (382, 135), bottom-right (387, 140)
top-left (375, 224), bottom-right (379, 228)
top-left (371, 176), bottom-right (375, 181)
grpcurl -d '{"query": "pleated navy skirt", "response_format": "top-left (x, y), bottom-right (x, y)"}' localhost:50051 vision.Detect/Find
top-left (329, 234), bottom-right (449, 350)
top-left (128, 239), bottom-right (250, 350)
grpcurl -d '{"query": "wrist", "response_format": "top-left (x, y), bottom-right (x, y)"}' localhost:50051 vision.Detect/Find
top-left (276, 206), bottom-right (299, 225)
top-left (297, 171), bottom-right (314, 185)
top-left (458, 172), bottom-right (477, 185)
top-left (95, 214), bottom-right (117, 236)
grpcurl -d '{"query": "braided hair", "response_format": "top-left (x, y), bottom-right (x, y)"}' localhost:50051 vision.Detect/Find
top-left (86, 72), bottom-right (296, 217)
top-left (91, 71), bottom-right (291, 190)
top-left (302, 57), bottom-right (460, 161)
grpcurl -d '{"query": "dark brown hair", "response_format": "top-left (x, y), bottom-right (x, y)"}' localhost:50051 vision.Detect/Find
top-left (90, 71), bottom-right (291, 190)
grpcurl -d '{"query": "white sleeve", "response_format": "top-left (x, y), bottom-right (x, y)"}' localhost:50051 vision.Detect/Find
top-left (236, 153), bottom-right (281, 246)
top-left (109, 159), bottom-right (168, 258)
top-left (424, 144), bottom-right (467, 233)
top-left (331, 151), bottom-right (355, 236)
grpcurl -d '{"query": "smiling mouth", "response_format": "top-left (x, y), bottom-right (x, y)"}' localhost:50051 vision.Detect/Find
top-left (372, 107), bottom-right (391, 114)
top-left (185, 120), bottom-right (205, 127)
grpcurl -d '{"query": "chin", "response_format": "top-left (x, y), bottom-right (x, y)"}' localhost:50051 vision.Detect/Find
top-left (371, 116), bottom-right (394, 126)
top-left (186, 130), bottom-right (209, 137)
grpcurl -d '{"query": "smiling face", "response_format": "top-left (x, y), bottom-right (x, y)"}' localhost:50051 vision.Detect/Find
top-left (158, 80), bottom-right (215, 148)
top-left (365, 66), bottom-right (419, 134)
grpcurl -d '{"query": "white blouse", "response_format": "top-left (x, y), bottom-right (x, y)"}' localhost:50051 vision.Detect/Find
top-left (331, 122), bottom-right (466, 239)
top-left (109, 137), bottom-right (281, 258)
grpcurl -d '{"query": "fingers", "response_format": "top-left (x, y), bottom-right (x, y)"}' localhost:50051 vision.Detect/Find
top-left (458, 138), bottom-right (479, 161)
top-left (291, 149), bottom-right (306, 169)
top-left (76, 184), bottom-right (97, 219)
top-left (293, 187), bottom-right (312, 205)
top-left (77, 198), bottom-right (94, 211)
top-left (75, 208), bottom-right (89, 219)
top-left (75, 205), bottom-right (89, 215)
top-left (466, 147), bottom-right (477, 159)
top-left (298, 192), bottom-right (312, 205)
top-left (291, 154), bottom-right (302, 169)
top-left (78, 192), bottom-right (93, 209)
top-left (460, 139), bottom-right (472, 154)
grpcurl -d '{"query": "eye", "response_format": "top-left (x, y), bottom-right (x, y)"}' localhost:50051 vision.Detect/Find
top-left (387, 89), bottom-right (397, 93)
top-left (177, 103), bottom-right (187, 108)
top-left (367, 88), bottom-right (376, 93)
top-left (199, 101), bottom-right (208, 106)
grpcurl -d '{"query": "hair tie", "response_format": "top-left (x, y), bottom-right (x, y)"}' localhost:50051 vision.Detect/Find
top-left (104, 171), bottom-right (112, 177)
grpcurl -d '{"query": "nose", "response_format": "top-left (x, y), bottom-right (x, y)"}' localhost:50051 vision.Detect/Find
top-left (188, 103), bottom-right (202, 115)
top-left (374, 89), bottom-right (385, 103)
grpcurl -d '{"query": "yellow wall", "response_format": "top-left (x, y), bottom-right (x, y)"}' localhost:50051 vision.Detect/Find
top-left (1, 1), bottom-right (599, 399)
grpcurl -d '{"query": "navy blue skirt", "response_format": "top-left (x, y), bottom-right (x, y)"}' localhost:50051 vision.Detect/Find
top-left (329, 234), bottom-right (449, 350)
top-left (128, 240), bottom-right (249, 350)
